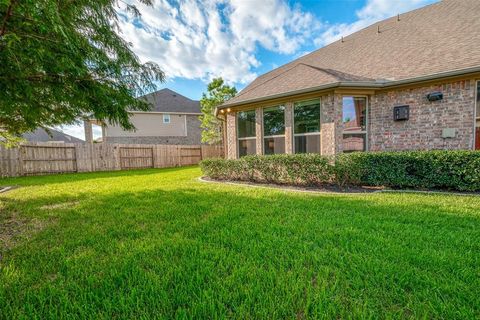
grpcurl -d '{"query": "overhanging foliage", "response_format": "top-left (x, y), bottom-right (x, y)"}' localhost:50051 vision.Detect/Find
top-left (0, 0), bottom-right (164, 143)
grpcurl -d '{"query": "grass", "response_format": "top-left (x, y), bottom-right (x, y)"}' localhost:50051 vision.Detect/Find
top-left (0, 166), bottom-right (479, 319)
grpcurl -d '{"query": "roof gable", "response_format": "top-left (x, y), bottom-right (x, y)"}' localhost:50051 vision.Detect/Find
top-left (140, 88), bottom-right (201, 114)
top-left (225, 0), bottom-right (480, 106)
top-left (234, 64), bottom-right (373, 104)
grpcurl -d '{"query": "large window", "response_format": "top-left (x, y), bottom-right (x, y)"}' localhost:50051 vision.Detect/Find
top-left (263, 105), bottom-right (285, 154)
top-left (342, 97), bottom-right (367, 152)
top-left (237, 110), bottom-right (256, 157)
top-left (476, 81), bottom-right (480, 150)
top-left (293, 99), bottom-right (321, 154)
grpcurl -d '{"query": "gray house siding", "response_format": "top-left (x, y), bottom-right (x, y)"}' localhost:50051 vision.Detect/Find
top-left (105, 115), bottom-right (202, 145)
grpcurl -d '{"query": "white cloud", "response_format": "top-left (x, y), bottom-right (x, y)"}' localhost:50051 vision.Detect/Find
top-left (314, 0), bottom-right (436, 47)
top-left (116, 0), bottom-right (320, 84)
top-left (116, 0), bottom-right (436, 85)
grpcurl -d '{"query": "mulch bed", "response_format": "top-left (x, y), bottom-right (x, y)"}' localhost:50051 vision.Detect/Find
top-left (200, 177), bottom-right (383, 194)
top-left (200, 177), bottom-right (480, 196)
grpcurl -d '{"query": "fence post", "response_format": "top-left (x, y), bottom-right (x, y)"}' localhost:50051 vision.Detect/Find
top-left (18, 145), bottom-right (25, 176)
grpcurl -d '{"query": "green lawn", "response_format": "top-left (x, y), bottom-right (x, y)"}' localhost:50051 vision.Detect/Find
top-left (0, 167), bottom-right (479, 319)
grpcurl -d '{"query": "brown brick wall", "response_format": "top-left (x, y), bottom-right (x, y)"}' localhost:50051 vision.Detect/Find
top-left (369, 80), bottom-right (476, 151)
top-left (223, 79), bottom-right (476, 158)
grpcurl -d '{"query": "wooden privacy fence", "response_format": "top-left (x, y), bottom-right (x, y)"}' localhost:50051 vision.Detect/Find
top-left (22, 144), bottom-right (77, 175)
top-left (119, 146), bottom-right (154, 170)
top-left (0, 143), bottom-right (223, 177)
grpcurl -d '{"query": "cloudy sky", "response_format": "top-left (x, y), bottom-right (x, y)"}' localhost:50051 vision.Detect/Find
top-left (61, 0), bottom-right (437, 139)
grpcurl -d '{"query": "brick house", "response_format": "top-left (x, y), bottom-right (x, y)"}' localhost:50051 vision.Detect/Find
top-left (216, 0), bottom-right (480, 159)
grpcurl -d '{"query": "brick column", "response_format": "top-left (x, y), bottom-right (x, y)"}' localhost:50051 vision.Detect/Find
top-left (333, 93), bottom-right (344, 154)
top-left (222, 115), bottom-right (227, 157)
top-left (320, 94), bottom-right (336, 156)
top-left (284, 102), bottom-right (293, 154)
top-left (255, 107), bottom-right (263, 155)
top-left (226, 112), bottom-right (237, 159)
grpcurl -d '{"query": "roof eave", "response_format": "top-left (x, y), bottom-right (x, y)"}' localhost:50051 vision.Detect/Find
top-left (382, 65), bottom-right (480, 88)
top-left (215, 65), bottom-right (480, 116)
top-left (214, 81), bottom-right (379, 115)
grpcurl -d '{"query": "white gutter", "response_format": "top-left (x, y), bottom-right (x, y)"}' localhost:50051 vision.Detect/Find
top-left (215, 65), bottom-right (480, 115)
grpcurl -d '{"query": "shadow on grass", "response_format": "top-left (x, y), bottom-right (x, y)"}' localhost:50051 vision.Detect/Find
top-left (1, 180), bottom-right (480, 318)
top-left (0, 166), bottom-right (197, 187)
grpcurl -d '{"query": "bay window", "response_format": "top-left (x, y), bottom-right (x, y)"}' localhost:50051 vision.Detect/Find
top-left (293, 99), bottom-right (321, 154)
top-left (237, 110), bottom-right (256, 157)
top-left (263, 105), bottom-right (285, 154)
top-left (342, 97), bottom-right (367, 152)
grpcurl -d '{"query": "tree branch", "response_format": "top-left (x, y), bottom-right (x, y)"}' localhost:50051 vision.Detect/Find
top-left (0, 0), bottom-right (17, 37)
top-left (13, 32), bottom-right (60, 44)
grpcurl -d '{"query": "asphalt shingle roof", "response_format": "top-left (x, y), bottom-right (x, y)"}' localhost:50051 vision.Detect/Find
top-left (139, 88), bottom-right (201, 114)
top-left (225, 0), bottom-right (480, 107)
top-left (22, 128), bottom-right (84, 143)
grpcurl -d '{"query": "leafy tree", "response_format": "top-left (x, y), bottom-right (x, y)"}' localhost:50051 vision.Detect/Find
top-left (0, 0), bottom-right (164, 145)
top-left (199, 78), bottom-right (237, 145)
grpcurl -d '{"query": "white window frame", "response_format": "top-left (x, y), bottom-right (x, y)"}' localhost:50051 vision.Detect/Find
top-left (236, 110), bottom-right (256, 157)
top-left (293, 98), bottom-right (321, 154)
top-left (341, 95), bottom-right (369, 152)
top-left (163, 114), bottom-right (171, 124)
top-left (262, 105), bottom-right (286, 155)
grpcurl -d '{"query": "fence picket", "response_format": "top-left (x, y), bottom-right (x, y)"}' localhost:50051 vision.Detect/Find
top-left (0, 143), bottom-right (223, 177)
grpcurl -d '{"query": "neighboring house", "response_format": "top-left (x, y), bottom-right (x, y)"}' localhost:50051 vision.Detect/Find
top-left (217, 0), bottom-right (480, 159)
top-left (22, 128), bottom-right (84, 143)
top-left (89, 88), bottom-right (202, 145)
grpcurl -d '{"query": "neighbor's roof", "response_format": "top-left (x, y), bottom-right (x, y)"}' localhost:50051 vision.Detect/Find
top-left (223, 0), bottom-right (480, 107)
top-left (22, 128), bottom-right (84, 143)
top-left (139, 88), bottom-right (201, 114)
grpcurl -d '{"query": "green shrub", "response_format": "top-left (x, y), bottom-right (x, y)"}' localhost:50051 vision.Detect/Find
top-left (200, 154), bottom-right (334, 185)
top-left (200, 151), bottom-right (480, 191)
top-left (337, 150), bottom-right (480, 191)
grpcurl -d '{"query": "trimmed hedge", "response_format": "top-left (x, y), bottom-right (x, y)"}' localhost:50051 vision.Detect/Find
top-left (201, 153), bottom-right (334, 186)
top-left (200, 151), bottom-right (480, 191)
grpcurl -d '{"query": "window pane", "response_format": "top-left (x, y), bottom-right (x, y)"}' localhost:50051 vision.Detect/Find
top-left (294, 135), bottom-right (320, 154)
top-left (163, 114), bottom-right (170, 123)
top-left (294, 100), bottom-right (320, 134)
top-left (343, 133), bottom-right (366, 152)
top-left (237, 110), bottom-right (256, 138)
top-left (263, 106), bottom-right (285, 136)
top-left (343, 97), bottom-right (367, 132)
top-left (264, 137), bottom-right (285, 155)
top-left (239, 139), bottom-right (256, 157)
